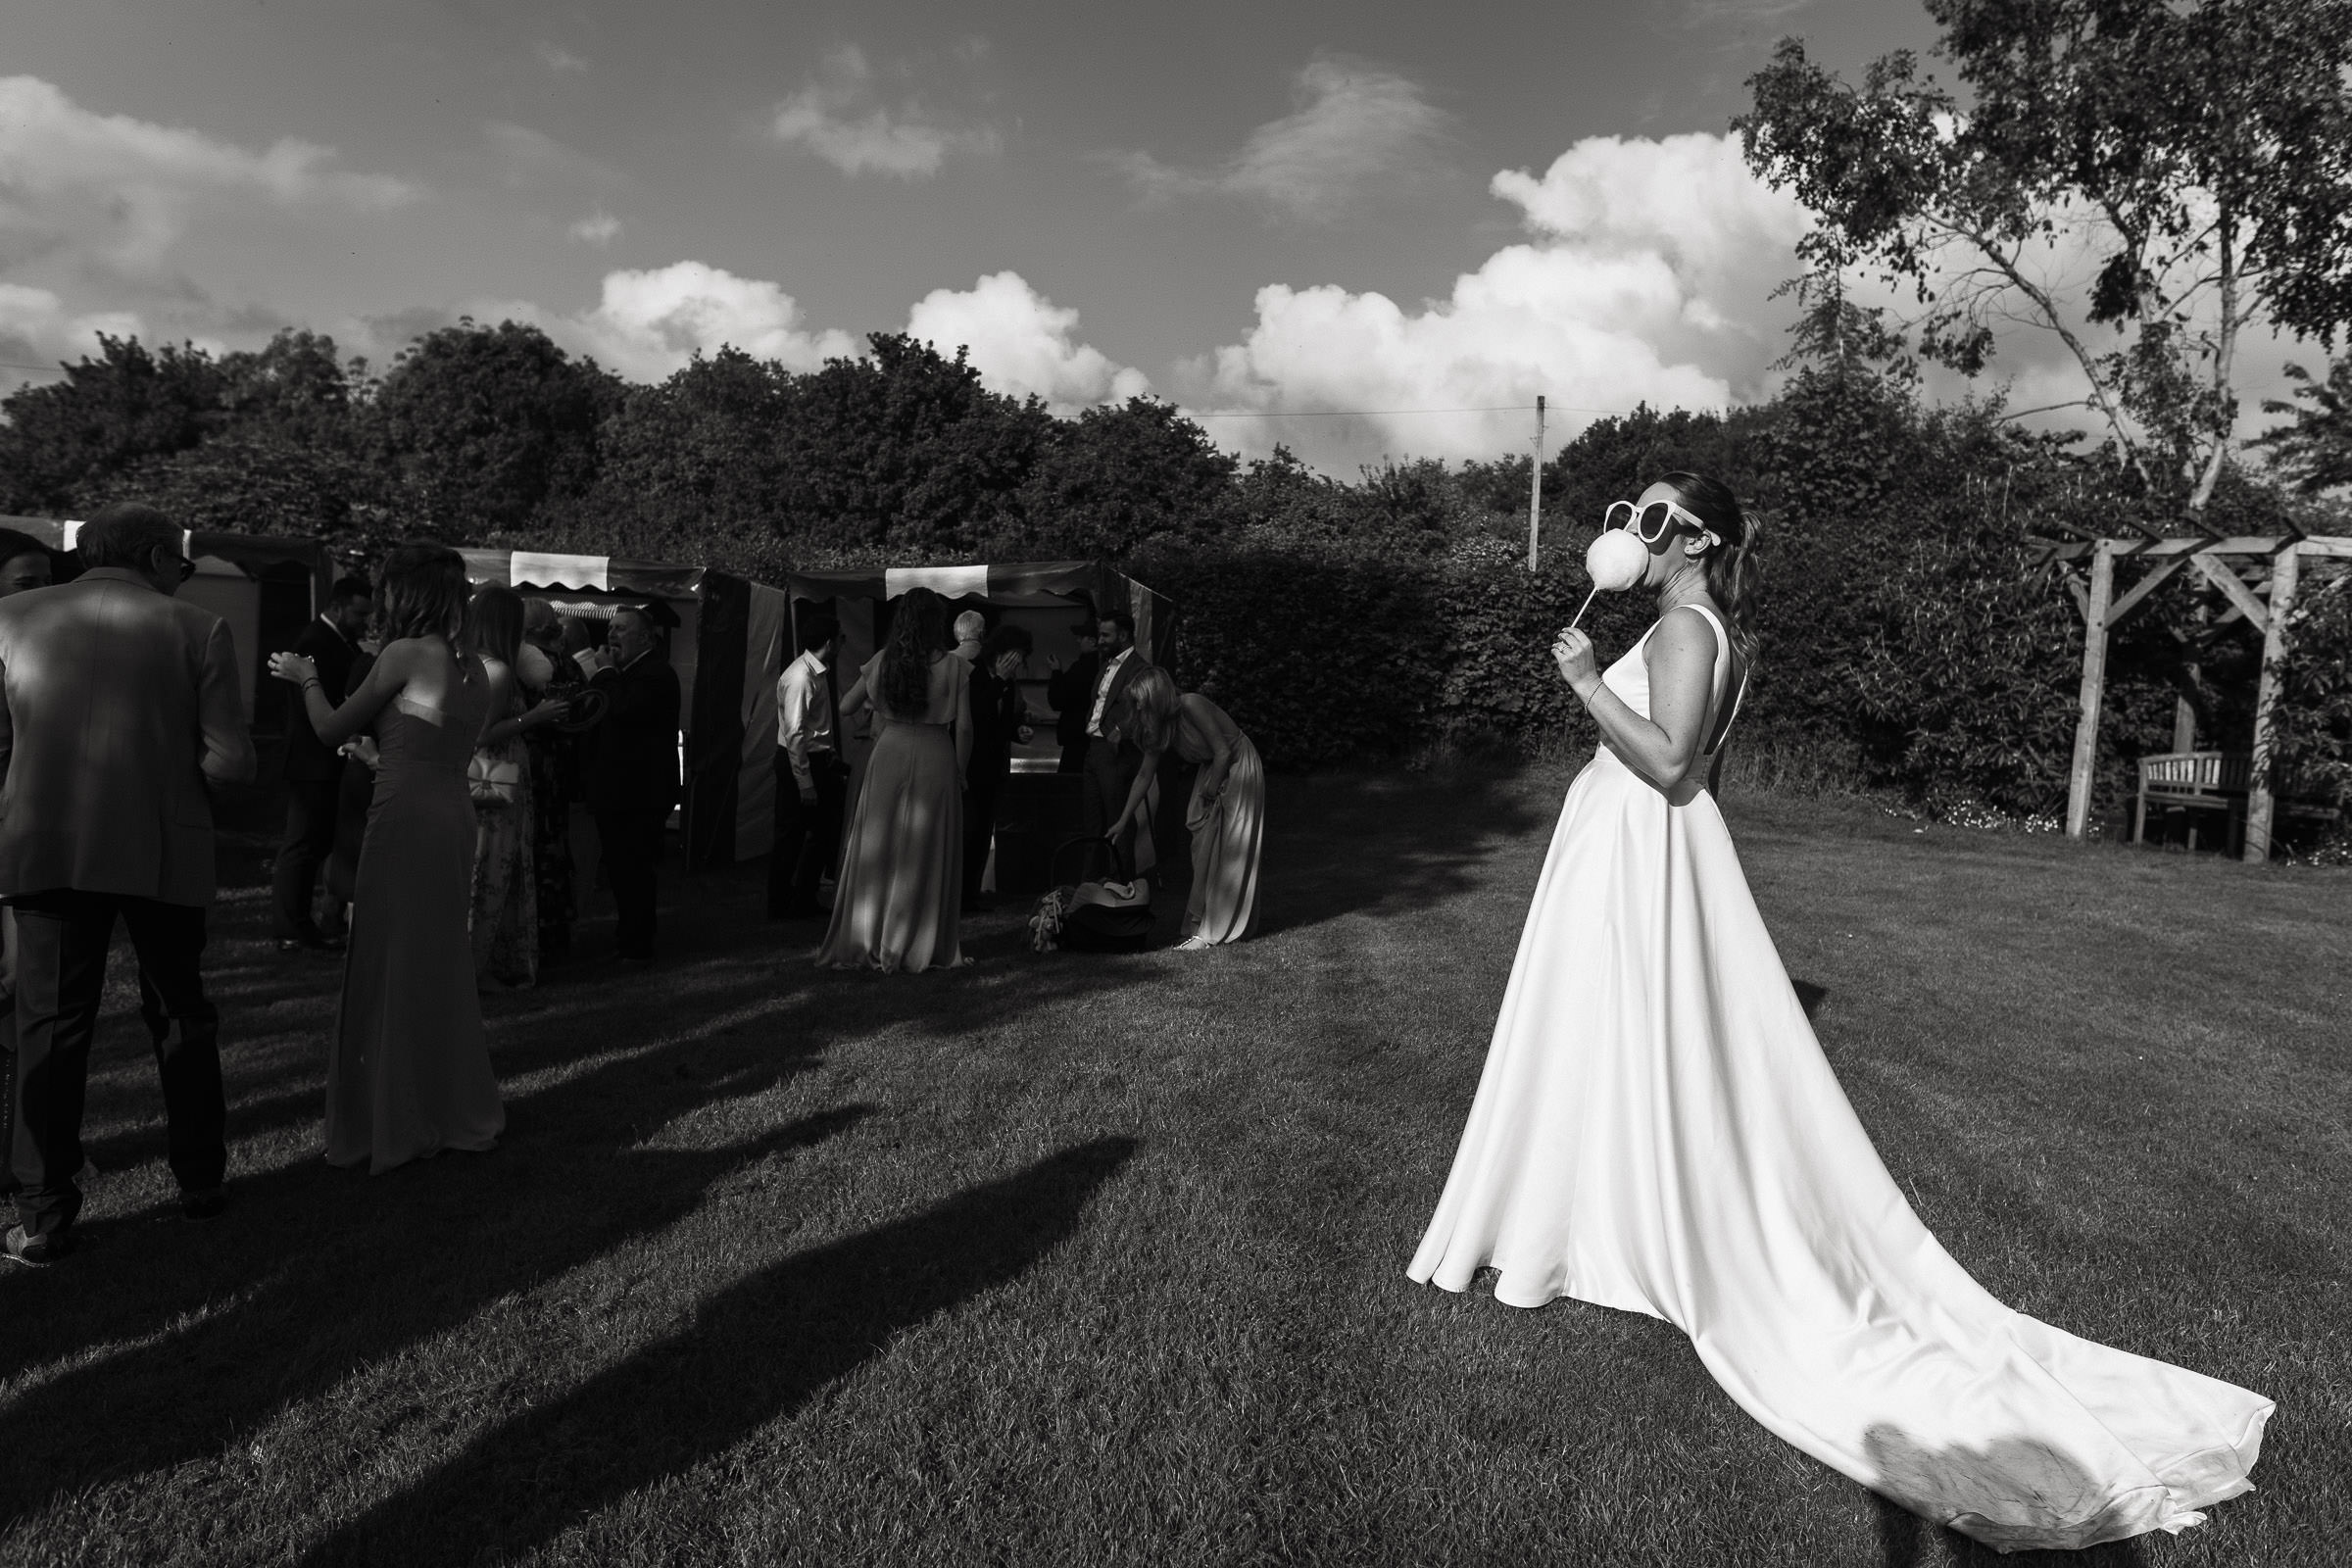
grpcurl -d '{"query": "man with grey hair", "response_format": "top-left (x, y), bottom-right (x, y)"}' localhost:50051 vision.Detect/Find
top-left (0, 503), bottom-right (254, 1265)
top-left (952, 610), bottom-right (987, 663)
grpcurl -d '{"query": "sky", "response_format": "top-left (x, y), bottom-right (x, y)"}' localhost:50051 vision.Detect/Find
top-left (0, 0), bottom-right (2318, 472)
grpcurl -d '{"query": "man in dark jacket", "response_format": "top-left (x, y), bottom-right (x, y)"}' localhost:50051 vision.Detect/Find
top-left (1044, 622), bottom-right (1100, 775)
top-left (272, 575), bottom-right (371, 952)
top-left (586, 605), bottom-right (681, 964)
top-left (1078, 612), bottom-right (1152, 880)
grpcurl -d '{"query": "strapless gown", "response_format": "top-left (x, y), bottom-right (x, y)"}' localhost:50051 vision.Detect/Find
top-left (1408, 605), bottom-right (2270, 1551)
top-left (328, 692), bottom-right (506, 1174)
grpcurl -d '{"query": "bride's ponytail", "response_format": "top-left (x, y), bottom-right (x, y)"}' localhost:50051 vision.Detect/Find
top-left (1661, 471), bottom-right (1759, 662)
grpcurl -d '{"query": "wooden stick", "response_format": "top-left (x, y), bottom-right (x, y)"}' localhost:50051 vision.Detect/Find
top-left (1565, 584), bottom-right (1599, 633)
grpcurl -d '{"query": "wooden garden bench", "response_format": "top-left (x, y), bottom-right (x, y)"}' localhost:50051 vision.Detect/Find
top-left (2134, 751), bottom-right (2249, 853)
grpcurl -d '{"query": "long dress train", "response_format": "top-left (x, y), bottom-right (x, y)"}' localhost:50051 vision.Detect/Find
top-left (330, 689), bottom-right (506, 1174)
top-left (1408, 605), bottom-right (2270, 1552)
top-left (815, 653), bottom-right (966, 973)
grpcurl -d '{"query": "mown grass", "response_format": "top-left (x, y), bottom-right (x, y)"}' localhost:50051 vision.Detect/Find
top-left (3, 764), bottom-right (2344, 1567)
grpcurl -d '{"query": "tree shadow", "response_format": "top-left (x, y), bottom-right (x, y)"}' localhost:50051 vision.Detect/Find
top-left (0, 856), bottom-right (1137, 1522)
top-left (1252, 764), bottom-right (1548, 937)
top-left (295, 1136), bottom-right (1137, 1567)
top-left (1863, 1423), bottom-right (2156, 1566)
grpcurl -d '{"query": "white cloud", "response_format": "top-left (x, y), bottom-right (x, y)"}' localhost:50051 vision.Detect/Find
top-left (1117, 58), bottom-right (1446, 220)
top-left (1188, 131), bottom-right (1809, 464)
top-left (479, 261), bottom-right (860, 381)
top-left (905, 271), bottom-right (1149, 412)
top-left (568, 211), bottom-right (622, 247)
top-left (0, 74), bottom-right (417, 276)
top-left (768, 46), bottom-right (997, 179)
top-left (534, 41), bottom-right (589, 74)
top-left (0, 283), bottom-right (144, 390)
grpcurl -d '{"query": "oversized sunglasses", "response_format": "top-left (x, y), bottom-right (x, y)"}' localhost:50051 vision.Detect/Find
top-left (1603, 498), bottom-right (1718, 551)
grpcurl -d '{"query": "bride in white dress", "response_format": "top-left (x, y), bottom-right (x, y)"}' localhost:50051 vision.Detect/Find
top-left (1408, 473), bottom-right (2271, 1552)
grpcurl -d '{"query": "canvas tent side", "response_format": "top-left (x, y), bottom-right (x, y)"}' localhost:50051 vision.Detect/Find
top-left (460, 550), bottom-right (791, 870)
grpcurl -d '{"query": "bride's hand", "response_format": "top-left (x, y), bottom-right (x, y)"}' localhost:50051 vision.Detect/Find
top-left (268, 651), bottom-right (318, 687)
top-left (1552, 628), bottom-right (1599, 695)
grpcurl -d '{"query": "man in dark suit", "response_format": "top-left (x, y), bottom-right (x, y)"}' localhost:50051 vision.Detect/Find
top-left (1045, 623), bottom-right (1101, 775)
top-left (586, 605), bottom-right (681, 964)
top-left (1078, 612), bottom-right (1152, 879)
top-left (0, 504), bottom-right (255, 1264)
top-left (272, 575), bottom-right (371, 953)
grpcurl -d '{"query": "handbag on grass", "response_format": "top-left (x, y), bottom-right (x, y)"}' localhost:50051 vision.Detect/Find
top-left (1031, 835), bottom-right (1154, 954)
top-left (467, 750), bottom-right (523, 806)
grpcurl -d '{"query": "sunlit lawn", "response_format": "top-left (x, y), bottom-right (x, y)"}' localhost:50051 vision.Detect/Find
top-left (3, 763), bottom-right (2344, 1567)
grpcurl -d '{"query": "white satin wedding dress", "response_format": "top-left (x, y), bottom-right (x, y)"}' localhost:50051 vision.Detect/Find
top-left (1408, 605), bottom-right (2271, 1552)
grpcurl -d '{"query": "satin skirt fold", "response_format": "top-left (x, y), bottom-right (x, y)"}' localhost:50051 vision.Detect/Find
top-left (1184, 735), bottom-right (1263, 944)
top-left (816, 722), bottom-right (963, 973)
top-left (1409, 747), bottom-right (2270, 1552)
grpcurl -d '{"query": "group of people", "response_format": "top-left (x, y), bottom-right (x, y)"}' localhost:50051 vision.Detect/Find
top-left (773, 587), bottom-right (1264, 973)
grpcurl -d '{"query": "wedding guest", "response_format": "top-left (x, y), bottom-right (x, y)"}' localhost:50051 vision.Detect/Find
top-left (584, 604), bottom-right (681, 965)
top-left (817, 587), bottom-right (971, 972)
top-left (1107, 668), bottom-right (1263, 947)
top-left (962, 622), bottom-right (1033, 912)
top-left (1045, 623), bottom-right (1100, 775)
top-left (952, 610), bottom-right (987, 663)
top-left (269, 541), bottom-right (503, 1176)
top-left (272, 575), bottom-right (372, 955)
top-left (769, 616), bottom-right (845, 921)
top-left (520, 600), bottom-right (584, 966)
top-left (0, 528), bottom-right (51, 1132)
top-left (465, 586), bottom-right (570, 989)
top-left (1078, 612), bottom-right (1152, 879)
top-left (1, 504), bottom-right (254, 1263)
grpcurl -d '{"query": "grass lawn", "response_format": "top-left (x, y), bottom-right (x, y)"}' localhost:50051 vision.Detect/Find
top-left (4, 764), bottom-right (2345, 1567)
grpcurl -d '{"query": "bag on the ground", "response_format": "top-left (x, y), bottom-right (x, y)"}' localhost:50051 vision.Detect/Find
top-left (1031, 836), bottom-right (1153, 953)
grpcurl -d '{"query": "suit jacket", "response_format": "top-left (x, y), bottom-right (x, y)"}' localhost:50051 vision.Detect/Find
top-left (1048, 652), bottom-right (1101, 749)
top-left (1090, 648), bottom-right (1152, 750)
top-left (281, 617), bottom-right (358, 782)
top-left (586, 653), bottom-right (682, 816)
top-left (967, 663), bottom-right (1024, 785)
top-left (0, 569), bottom-right (256, 907)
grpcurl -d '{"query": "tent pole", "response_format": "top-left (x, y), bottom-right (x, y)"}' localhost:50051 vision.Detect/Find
top-left (2065, 540), bottom-right (2115, 839)
top-left (2244, 542), bottom-right (2303, 863)
top-left (1526, 395), bottom-right (1545, 571)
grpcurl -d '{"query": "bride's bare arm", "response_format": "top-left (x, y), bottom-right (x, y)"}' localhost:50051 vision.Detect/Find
top-left (1556, 608), bottom-right (1717, 791)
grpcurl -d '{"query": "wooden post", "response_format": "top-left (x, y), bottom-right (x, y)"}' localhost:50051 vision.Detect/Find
top-left (2065, 541), bottom-right (2116, 839)
top-left (1525, 395), bottom-right (1545, 571)
top-left (2243, 542), bottom-right (2303, 863)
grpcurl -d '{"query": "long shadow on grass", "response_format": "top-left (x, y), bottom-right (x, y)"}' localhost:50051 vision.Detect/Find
top-left (1257, 766), bottom-right (1547, 937)
top-left (0, 896), bottom-right (1133, 1525)
top-left (296, 1136), bottom-right (1137, 1568)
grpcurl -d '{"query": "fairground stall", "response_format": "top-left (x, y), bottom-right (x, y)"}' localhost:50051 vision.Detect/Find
top-left (460, 550), bottom-right (791, 872)
top-left (2, 514), bottom-right (334, 801)
top-left (782, 561), bottom-right (1179, 894)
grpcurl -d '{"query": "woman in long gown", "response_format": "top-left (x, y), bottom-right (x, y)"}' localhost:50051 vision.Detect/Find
top-left (815, 587), bottom-right (973, 973)
top-left (463, 586), bottom-right (569, 989)
top-left (270, 543), bottom-right (506, 1175)
top-left (1107, 668), bottom-right (1263, 947)
top-left (1408, 474), bottom-right (2270, 1551)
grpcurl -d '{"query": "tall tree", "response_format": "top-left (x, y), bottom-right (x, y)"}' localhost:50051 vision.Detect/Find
top-left (2257, 355), bottom-right (2352, 492)
top-left (368, 319), bottom-right (621, 540)
top-left (0, 336), bottom-right (226, 514)
top-left (1737, 0), bottom-right (2352, 522)
top-left (1015, 398), bottom-right (1237, 559)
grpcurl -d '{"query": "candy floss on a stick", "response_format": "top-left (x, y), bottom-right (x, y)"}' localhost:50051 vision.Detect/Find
top-left (1564, 528), bottom-right (1649, 631)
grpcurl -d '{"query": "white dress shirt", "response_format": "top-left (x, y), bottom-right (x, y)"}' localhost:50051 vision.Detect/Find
top-left (1087, 647), bottom-right (1134, 739)
top-left (775, 649), bottom-right (836, 791)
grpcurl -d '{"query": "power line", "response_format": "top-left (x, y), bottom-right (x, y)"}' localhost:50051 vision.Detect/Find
top-left (1180, 402), bottom-right (1646, 419)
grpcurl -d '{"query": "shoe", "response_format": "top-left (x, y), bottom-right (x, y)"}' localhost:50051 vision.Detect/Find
top-left (179, 1186), bottom-right (227, 1221)
top-left (3, 1224), bottom-right (73, 1267)
top-left (276, 934), bottom-right (344, 956)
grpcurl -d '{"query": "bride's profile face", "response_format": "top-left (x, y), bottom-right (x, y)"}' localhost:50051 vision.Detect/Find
top-left (1636, 481), bottom-right (1708, 589)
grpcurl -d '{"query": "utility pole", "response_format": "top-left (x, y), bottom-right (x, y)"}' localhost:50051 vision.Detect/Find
top-left (1526, 394), bottom-right (1545, 570)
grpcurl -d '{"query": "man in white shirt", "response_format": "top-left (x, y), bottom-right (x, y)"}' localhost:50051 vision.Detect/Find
top-left (952, 610), bottom-right (986, 663)
top-left (769, 616), bottom-right (845, 920)
top-left (1079, 612), bottom-right (1151, 880)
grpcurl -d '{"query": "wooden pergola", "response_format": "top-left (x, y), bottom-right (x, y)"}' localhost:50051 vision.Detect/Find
top-left (2036, 534), bottom-right (2352, 860)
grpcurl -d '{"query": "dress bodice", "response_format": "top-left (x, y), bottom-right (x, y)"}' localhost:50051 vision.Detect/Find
top-left (1598, 604), bottom-right (1746, 760)
top-left (867, 652), bottom-right (966, 727)
top-left (376, 681), bottom-right (489, 776)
